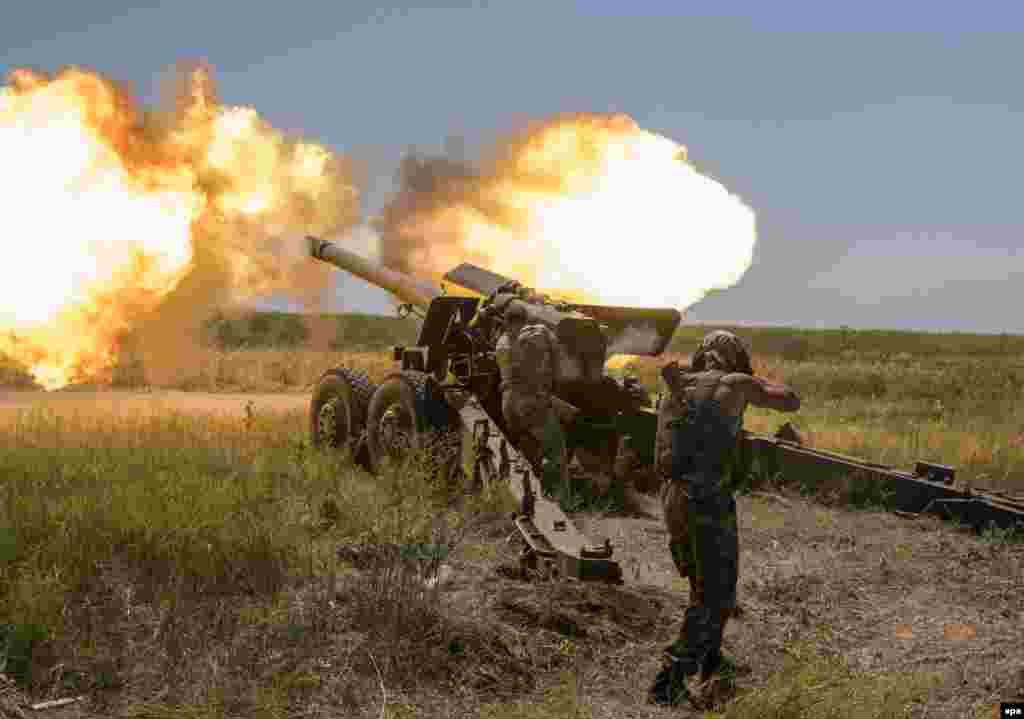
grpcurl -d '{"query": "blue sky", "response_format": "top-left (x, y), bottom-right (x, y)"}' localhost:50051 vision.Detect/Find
top-left (4, 2), bottom-right (1022, 332)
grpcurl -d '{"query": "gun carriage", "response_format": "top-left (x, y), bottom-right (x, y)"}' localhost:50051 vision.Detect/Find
top-left (306, 236), bottom-right (1024, 585)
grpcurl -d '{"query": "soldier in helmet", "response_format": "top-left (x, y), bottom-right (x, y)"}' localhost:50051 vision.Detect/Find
top-left (649, 330), bottom-right (800, 709)
top-left (494, 300), bottom-right (569, 500)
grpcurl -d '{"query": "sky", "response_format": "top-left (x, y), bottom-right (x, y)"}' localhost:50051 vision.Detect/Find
top-left (3, 1), bottom-right (1022, 333)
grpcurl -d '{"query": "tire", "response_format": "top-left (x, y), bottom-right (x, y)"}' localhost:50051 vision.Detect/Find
top-left (310, 367), bottom-right (376, 453)
top-left (365, 371), bottom-right (462, 481)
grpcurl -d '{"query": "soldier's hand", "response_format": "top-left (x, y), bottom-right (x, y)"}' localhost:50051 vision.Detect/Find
top-left (661, 360), bottom-right (683, 388)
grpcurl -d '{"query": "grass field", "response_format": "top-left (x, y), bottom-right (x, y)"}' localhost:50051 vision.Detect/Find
top-left (25, 310), bottom-right (1020, 493)
top-left (169, 316), bottom-right (1024, 491)
top-left (0, 402), bottom-right (519, 716)
top-left (23, 310), bottom-right (1019, 492)
top-left (624, 350), bottom-right (1024, 493)
top-left (1, 314), bottom-right (1021, 716)
top-left (2, 397), bottom-right (1019, 718)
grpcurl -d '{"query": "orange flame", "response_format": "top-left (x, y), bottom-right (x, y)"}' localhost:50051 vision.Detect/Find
top-left (378, 113), bottom-right (757, 310)
top-left (0, 65), bottom-right (359, 389)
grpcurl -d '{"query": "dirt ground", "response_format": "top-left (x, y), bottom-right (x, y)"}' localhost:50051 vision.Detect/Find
top-left (572, 499), bottom-right (1023, 717)
top-left (277, 489), bottom-right (1018, 719)
top-left (391, 494), bottom-right (1020, 718)
top-left (3, 391), bottom-right (1022, 718)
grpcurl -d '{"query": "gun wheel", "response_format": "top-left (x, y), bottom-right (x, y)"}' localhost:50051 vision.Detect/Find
top-left (366, 371), bottom-right (462, 483)
top-left (318, 400), bottom-right (345, 448)
top-left (310, 367), bottom-right (376, 454)
top-left (377, 401), bottom-right (416, 459)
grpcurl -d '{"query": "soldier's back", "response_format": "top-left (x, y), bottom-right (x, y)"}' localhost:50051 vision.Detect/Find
top-left (501, 324), bottom-right (556, 394)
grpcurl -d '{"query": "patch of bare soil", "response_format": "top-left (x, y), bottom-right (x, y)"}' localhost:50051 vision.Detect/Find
top-left (568, 493), bottom-right (1024, 718)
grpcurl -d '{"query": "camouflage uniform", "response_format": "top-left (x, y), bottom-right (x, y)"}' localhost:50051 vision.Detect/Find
top-left (651, 331), bottom-right (752, 707)
top-left (656, 390), bottom-right (697, 580)
top-left (655, 330), bottom-right (753, 585)
top-left (495, 317), bottom-right (568, 498)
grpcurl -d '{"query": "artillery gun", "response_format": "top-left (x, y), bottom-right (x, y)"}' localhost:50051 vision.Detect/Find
top-left (306, 236), bottom-right (682, 583)
top-left (307, 237), bottom-right (1024, 584)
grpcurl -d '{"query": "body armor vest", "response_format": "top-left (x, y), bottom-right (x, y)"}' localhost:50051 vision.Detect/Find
top-left (496, 324), bottom-right (557, 394)
top-left (668, 370), bottom-right (743, 497)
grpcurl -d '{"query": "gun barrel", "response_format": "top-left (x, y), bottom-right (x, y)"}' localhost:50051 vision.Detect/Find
top-left (307, 236), bottom-right (442, 310)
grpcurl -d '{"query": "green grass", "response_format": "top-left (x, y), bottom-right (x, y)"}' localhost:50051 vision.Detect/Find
top-left (706, 645), bottom-right (940, 719)
top-left (7, 309), bottom-right (1020, 490)
top-left (0, 404), bottom-right (511, 704)
top-left (7, 313), bottom-right (1024, 504)
top-left (479, 670), bottom-right (591, 719)
top-left (668, 322), bottom-right (1024, 360)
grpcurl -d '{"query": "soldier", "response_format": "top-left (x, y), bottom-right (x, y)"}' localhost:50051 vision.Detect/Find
top-left (649, 330), bottom-right (800, 708)
top-left (494, 301), bottom-right (569, 500)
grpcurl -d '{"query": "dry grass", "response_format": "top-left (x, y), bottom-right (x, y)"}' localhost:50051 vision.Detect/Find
top-left (1, 400), bottom-right (1020, 716)
top-left (109, 348), bottom-right (399, 393)
top-left (706, 645), bottom-right (941, 719)
top-left (2, 317), bottom-right (1023, 716)
top-left (76, 314), bottom-right (1024, 491)
top-left (0, 403), bottom-right (514, 715)
top-left (77, 334), bottom-right (1024, 493)
top-left (614, 350), bottom-right (1024, 493)
top-left (479, 668), bottom-right (592, 719)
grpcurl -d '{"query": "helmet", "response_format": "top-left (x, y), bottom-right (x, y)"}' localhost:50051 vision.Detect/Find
top-left (691, 330), bottom-right (753, 374)
top-left (504, 301), bottom-right (528, 325)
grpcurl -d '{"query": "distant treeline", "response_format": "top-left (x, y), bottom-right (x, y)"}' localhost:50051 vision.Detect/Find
top-left (669, 324), bottom-right (1024, 360)
top-left (4, 314), bottom-right (1023, 391)
top-left (202, 311), bottom-right (418, 351)
top-left (204, 311), bottom-right (1024, 359)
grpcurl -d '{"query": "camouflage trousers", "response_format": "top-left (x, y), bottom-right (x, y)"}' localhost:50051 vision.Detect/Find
top-left (502, 390), bottom-right (568, 497)
top-left (661, 476), bottom-right (739, 675)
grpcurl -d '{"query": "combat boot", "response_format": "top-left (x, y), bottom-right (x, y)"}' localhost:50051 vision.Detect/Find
top-left (648, 657), bottom-right (692, 706)
top-left (650, 646), bottom-right (726, 710)
top-left (648, 643), bottom-right (699, 707)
